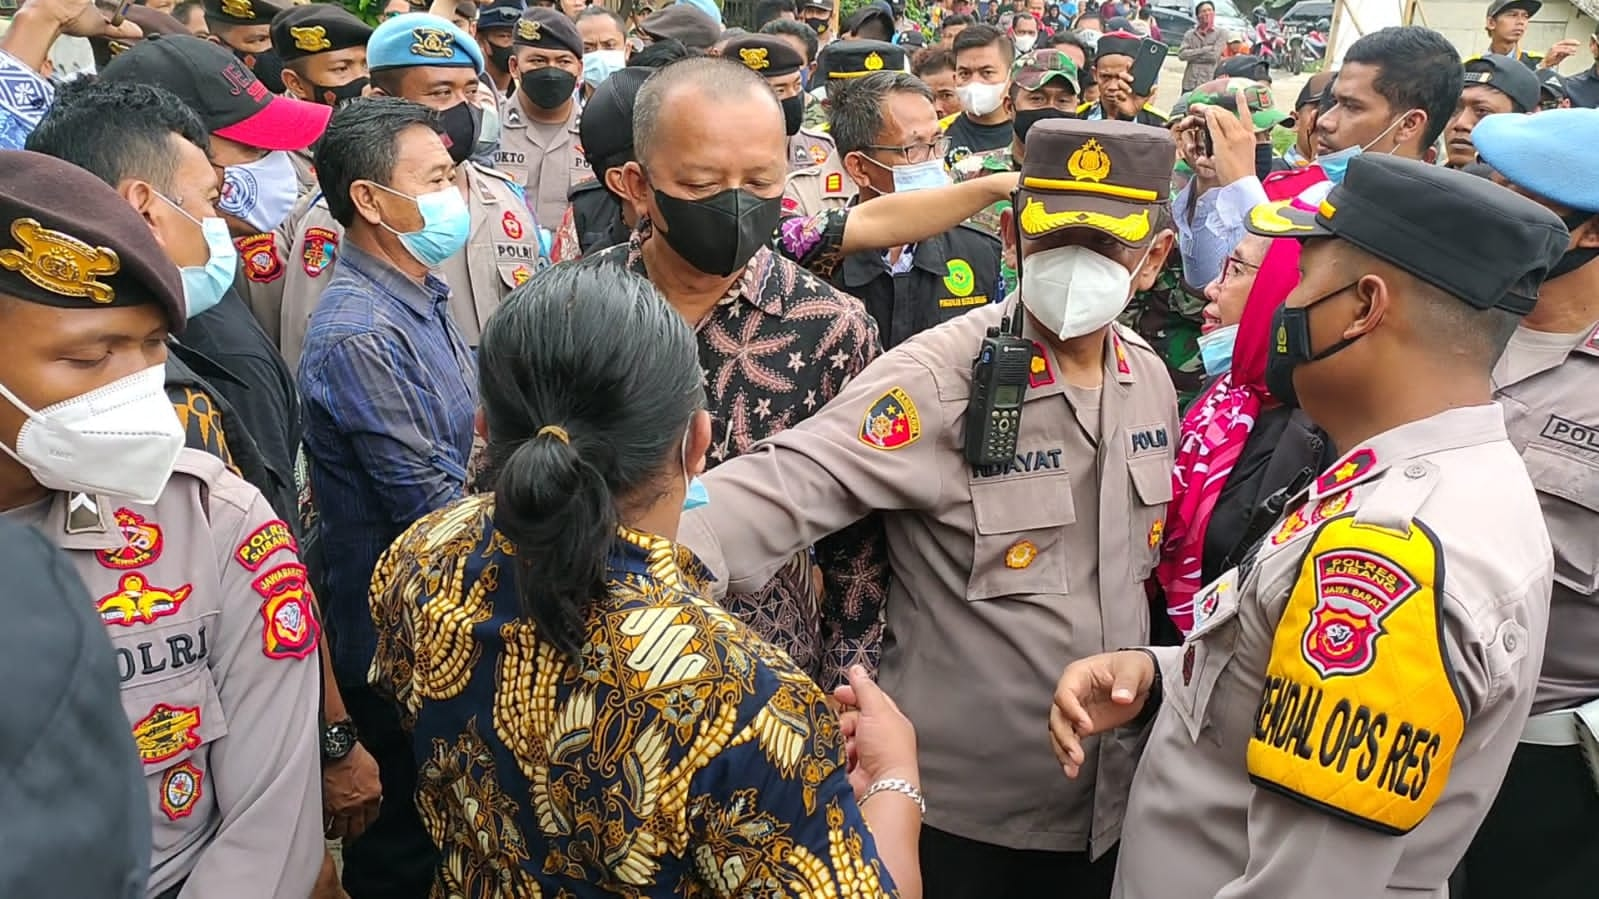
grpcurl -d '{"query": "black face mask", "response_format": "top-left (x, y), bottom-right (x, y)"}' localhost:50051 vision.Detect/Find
top-left (1013, 106), bottom-right (1074, 144)
top-left (1255, 142), bottom-right (1276, 181)
top-left (437, 101), bottom-right (482, 165)
top-left (780, 94), bottom-right (805, 136)
top-left (1264, 282), bottom-right (1360, 409)
top-left (235, 46), bottom-right (285, 94)
top-left (803, 16), bottom-right (829, 35)
top-left (309, 76), bottom-right (369, 108)
top-left (1549, 211), bottom-right (1599, 281)
top-left (652, 185), bottom-right (783, 277)
top-left (520, 67), bottom-right (578, 110)
top-left (488, 43), bottom-right (514, 73)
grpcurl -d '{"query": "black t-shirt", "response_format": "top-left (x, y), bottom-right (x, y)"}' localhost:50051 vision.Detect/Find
top-left (944, 113), bottom-right (1014, 154)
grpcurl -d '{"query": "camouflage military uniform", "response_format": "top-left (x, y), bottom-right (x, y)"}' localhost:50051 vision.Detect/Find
top-left (949, 144), bottom-right (1017, 298)
top-left (1117, 252), bottom-right (1207, 408)
top-left (802, 91), bottom-right (829, 131)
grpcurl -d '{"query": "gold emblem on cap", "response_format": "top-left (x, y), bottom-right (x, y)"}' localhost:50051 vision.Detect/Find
top-left (1247, 200), bottom-right (1314, 235)
top-left (0, 219), bottom-right (122, 305)
top-left (864, 51), bottom-right (884, 70)
top-left (411, 26), bottom-right (455, 58)
top-left (108, 40), bottom-right (130, 56)
top-left (290, 25), bottom-right (332, 53)
top-left (740, 47), bottom-right (770, 70)
top-left (1018, 198), bottom-right (1150, 242)
top-left (1067, 138), bottom-right (1111, 183)
top-left (220, 0), bottom-right (254, 19)
top-left (516, 19), bottom-right (542, 42)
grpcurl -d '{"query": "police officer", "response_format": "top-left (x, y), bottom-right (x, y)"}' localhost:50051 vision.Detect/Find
top-left (275, 13), bottom-right (548, 367)
top-left (1078, 31), bottom-right (1169, 126)
top-left (0, 151), bottom-right (323, 899)
top-left (496, 7), bottom-right (588, 229)
top-left (1051, 154), bottom-right (1567, 898)
top-left (1459, 108), bottom-right (1599, 897)
top-left (475, 0), bottom-right (524, 104)
top-left (271, 3), bottom-right (374, 193)
top-left (786, 38), bottom-right (904, 214)
top-left (725, 34), bottom-right (841, 181)
top-left (1484, 0), bottom-right (1580, 70)
top-left (556, 65), bottom-right (652, 260)
top-left (678, 119), bottom-right (1181, 899)
top-left (201, 0), bottom-right (287, 91)
top-left (827, 70), bottom-right (1001, 347)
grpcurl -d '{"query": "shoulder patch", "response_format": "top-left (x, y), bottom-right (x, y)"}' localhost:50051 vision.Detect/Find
top-left (97, 508), bottom-right (164, 570)
top-left (238, 233), bottom-right (283, 283)
top-left (159, 761), bottom-right (204, 820)
top-left (301, 227), bottom-right (337, 278)
top-left (235, 519), bottom-right (297, 571)
top-left (859, 387), bottom-right (922, 451)
top-left (1247, 515), bottom-right (1465, 835)
top-left (253, 562), bottom-right (320, 660)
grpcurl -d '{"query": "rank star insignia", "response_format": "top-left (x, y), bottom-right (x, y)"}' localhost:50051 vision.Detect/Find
top-left (858, 387), bottom-right (921, 451)
top-left (0, 218), bottom-right (121, 304)
top-left (1004, 540), bottom-right (1038, 569)
top-left (97, 508), bottom-right (164, 570)
top-left (1314, 447), bottom-right (1377, 496)
top-left (132, 704), bottom-right (203, 765)
top-left (159, 761), bottom-right (203, 820)
top-left (512, 265), bottom-right (531, 285)
top-left (1029, 340), bottom-right (1055, 388)
top-left (96, 573), bottom-right (193, 627)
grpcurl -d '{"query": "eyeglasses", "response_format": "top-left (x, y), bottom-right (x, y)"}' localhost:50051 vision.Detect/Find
top-left (1221, 254), bottom-right (1260, 283)
top-left (863, 136), bottom-right (951, 166)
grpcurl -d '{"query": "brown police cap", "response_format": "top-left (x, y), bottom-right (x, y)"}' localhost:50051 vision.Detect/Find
top-left (89, 5), bottom-right (187, 69)
top-left (202, 0), bottom-right (283, 28)
top-left (724, 34), bottom-right (805, 78)
top-left (1017, 119), bottom-right (1176, 248)
top-left (271, 3), bottom-right (374, 62)
top-left (0, 152), bottom-right (185, 335)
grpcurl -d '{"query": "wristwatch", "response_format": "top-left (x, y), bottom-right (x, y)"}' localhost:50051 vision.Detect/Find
top-left (321, 718), bottom-right (359, 763)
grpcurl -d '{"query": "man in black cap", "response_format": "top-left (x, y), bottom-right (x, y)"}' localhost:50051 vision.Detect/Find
top-left (1443, 53), bottom-right (1539, 169)
top-left (201, 0), bottom-right (286, 92)
top-left (271, 3), bottom-right (374, 193)
top-left (727, 33), bottom-right (850, 217)
top-left (1215, 51), bottom-right (1270, 83)
top-left (1053, 152), bottom-right (1567, 899)
top-left (1285, 69), bottom-right (1335, 167)
top-left (638, 2), bottom-right (721, 50)
top-left (496, 6), bottom-right (588, 230)
top-left (476, 0), bottom-right (524, 103)
top-left (0, 149), bottom-right (323, 899)
top-left (1536, 65), bottom-right (1570, 109)
top-left (800, 0), bottom-right (835, 43)
top-left (1079, 30), bottom-right (1168, 125)
top-left (1484, 0), bottom-right (1578, 70)
top-left (847, 0), bottom-right (895, 41)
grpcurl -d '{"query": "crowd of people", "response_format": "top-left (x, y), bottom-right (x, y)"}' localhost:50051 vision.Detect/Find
top-left (0, 0), bottom-right (1595, 896)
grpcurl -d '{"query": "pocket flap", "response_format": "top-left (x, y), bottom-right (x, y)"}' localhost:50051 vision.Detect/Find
top-left (1524, 443), bottom-right (1599, 512)
top-left (972, 475), bottom-right (1076, 535)
top-left (1130, 456), bottom-right (1174, 506)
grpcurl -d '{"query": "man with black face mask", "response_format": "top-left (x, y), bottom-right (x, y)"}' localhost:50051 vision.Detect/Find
top-left (475, 0), bottom-right (523, 101)
top-left (1459, 107), bottom-right (1599, 899)
top-left (270, 4), bottom-right (373, 195)
top-left (494, 7), bottom-right (588, 230)
top-left (201, 0), bottom-right (286, 93)
top-left (273, 12), bottom-right (549, 368)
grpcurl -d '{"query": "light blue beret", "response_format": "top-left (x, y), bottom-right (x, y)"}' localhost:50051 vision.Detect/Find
top-left (368, 13), bottom-right (484, 75)
top-left (1473, 108), bottom-right (1599, 214)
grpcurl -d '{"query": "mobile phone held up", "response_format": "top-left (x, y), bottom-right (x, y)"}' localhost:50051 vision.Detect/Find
top-left (1129, 39), bottom-right (1168, 98)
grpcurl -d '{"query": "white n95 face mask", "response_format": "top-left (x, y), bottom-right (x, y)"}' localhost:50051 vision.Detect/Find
top-left (219, 151), bottom-right (298, 233)
top-left (1021, 243), bottom-right (1149, 340)
top-left (956, 80), bottom-right (1007, 118)
top-left (0, 365), bottom-right (185, 504)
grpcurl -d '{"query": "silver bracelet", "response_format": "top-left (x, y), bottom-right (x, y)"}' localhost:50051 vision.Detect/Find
top-left (860, 777), bottom-right (926, 815)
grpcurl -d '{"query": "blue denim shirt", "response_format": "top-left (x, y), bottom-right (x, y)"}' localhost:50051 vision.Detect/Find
top-left (0, 49), bottom-right (53, 150)
top-left (298, 240), bottom-right (477, 682)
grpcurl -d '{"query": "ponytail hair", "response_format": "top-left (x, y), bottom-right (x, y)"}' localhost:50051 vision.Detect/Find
top-left (477, 261), bottom-right (703, 659)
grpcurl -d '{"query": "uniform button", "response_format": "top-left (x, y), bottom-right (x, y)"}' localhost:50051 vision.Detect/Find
top-left (1404, 463), bottom-right (1426, 479)
top-left (1503, 630), bottom-right (1518, 652)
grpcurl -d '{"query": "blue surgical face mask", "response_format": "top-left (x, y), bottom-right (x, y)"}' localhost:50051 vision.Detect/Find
top-left (158, 192), bottom-right (238, 319)
top-left (369, 182), bottom-right (472, 268)
top-left (1197, 323), bottom-right (1239, 378)
top-left (1316, 111), bottom-right (1411, 184)
top-left (862, 153), bottom-right (950, 194)
top-left (582, 49), bottom-right (627, 88)
top-left (680, 425), bottom-right (708, 511)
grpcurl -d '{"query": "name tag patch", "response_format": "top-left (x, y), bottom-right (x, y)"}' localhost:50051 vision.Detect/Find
top-left (1541, 415), bottom-right (1599, 454)
top-left (1128, 425), bottom-right (1169, 456)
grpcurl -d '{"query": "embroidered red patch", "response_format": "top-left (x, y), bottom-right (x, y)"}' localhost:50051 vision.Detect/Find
top-left (502, 211), bottom-right (524, 240)
top-left (96, 508), bottom-right (163, 569)
top-left (159, 761), bottom-right (204, 820)
top-left (810, 145), bottom-right (829, 165)
top-left (132, 703), bottom-right (203, 765)
top-left (96, 572), bottom-right (193, 627)
top-left (782, 196), bottom-right (799, 214)
top-left (825, 172), bottom-right (843, 194)
top-left (1028, 340), bottom-right (1055, 388)
top-left (253, 563), bottom-right (319, 660)
top-left (235, 519), bottom-right (297, 571)
top-left (513, 265), bottom-right (531, 285)
top-left (301, 227), bottom-right (337, 278)
top-left (1112, 331), bottom-right (1131, 375)
top-left (238, 234), bottom-right (283, 283)
top-left (1315, 447), bottom-right (1377, 495)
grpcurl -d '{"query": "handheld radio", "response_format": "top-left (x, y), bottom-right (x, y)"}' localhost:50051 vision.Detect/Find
top-left (964, 312), bottom-right (1034, 466)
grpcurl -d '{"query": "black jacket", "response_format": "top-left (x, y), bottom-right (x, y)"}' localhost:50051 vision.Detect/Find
top-left (569, 180), bottom-right (630, 257)
top-left (830, 223), bottom-right (1004, 349)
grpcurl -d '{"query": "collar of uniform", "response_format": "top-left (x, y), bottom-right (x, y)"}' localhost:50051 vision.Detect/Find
top-left (337, 240), bottom-right (451, 321)
top-left (626, 217), bottom-right (780, 317)
top-left (1019, 313), bottom-right (1137, 399)
top-left (465, 162), bottom-right (507, 208)
top-left (1580, 321), bottom-right (1599, 357)
top-left (1307, 404), bottom-right (1509, 504)
top-left (46, 491), bottom-right (123, 551)
top-left (502, 101), bottom-right (527, 130)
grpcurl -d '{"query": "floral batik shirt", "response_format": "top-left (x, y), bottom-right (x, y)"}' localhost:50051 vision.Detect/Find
top-left (369, 496), bottom-right (900, 898)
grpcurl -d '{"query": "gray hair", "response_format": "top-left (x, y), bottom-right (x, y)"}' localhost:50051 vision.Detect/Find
top-left (829, 71), bottom-right (934, 156)
top-left (633, 57), bottom-right (779, 167)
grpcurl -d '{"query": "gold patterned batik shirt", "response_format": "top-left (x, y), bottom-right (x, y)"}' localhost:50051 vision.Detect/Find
top-left (369, 494), bottom-right (901, 899)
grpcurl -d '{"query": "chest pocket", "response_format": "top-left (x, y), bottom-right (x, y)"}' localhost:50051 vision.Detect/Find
top-left (115, 612), bottom-right (229, 776)
top-left (1129, 454), bottom-right (1174, 579)
top-left (1524, 443), bottom-right (1599, 594)
top-left (1168, 568), bottom-right (1242, 743)
top-left (966, 474), bottom-right (1076, 602)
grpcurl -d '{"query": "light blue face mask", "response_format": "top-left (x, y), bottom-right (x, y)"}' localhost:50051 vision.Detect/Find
top-left (369, 181), bottom-right (472, 268)
top-left (1197, 323), bottom-right (1239, 379)
top-left (1316, 112), bottom-right (1410, 184)
top-left (583, 49), bottom-right (626, 88)
top-left (680, 424), bottom-right (709, 511)
top-left (158, 193), bottom-right (238, 319)
top-left (862, 154), bottom-right (951, 194)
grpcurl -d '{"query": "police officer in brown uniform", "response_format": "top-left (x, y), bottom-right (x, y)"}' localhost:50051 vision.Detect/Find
top-left (784, 39), bottom-right (906, 216)
top-left (275, 13), bottom-right (548, 367)
top-left (678, 118), bottom-right (1181, 898)
top-left (1459, 108), bottom-right (1599, 896)
top-left (725, 34), bottom-right (843, 186)
top-left (201, 0), bottom-right (287, 91)
top-left (1051, 154), bottom-right (1566, 898)
top-left (0, 151), bottom-right (323, 899)
top-left (271, 3), bottom-right (374, 195)
top-left (495, 8), bottom-right (588, 229)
